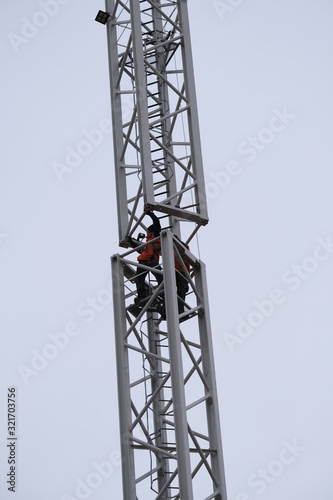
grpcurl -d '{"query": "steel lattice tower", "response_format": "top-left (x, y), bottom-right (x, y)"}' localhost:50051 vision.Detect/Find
top-left (98, 1), bottom-right (228, 498)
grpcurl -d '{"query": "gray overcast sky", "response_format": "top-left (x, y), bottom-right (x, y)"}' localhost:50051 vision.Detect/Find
top-left (1, 1), bottom-right (333, 499)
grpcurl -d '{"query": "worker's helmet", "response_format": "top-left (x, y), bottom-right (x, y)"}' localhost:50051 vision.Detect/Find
top-left (147, 224), bottom-right (154, 233)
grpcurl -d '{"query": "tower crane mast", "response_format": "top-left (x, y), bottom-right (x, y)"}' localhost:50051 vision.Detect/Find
top-left (97, 1), bottom-right (228, 498)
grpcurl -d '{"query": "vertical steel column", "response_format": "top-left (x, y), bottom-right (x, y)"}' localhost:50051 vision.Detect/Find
top-left (195, 261), bottom-right (228, 500)
top-left (177, 0), bottom-right (208, 220)
top-left (105, 0), bottom-right (130, 242)
top-left (111, 254), bottom-right (136, 500)
top-left (160, 230), bottom-right (194, 499)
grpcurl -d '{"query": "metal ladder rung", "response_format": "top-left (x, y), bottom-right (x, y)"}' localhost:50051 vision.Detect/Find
top-left (146, 80), bottom-right (159, 87)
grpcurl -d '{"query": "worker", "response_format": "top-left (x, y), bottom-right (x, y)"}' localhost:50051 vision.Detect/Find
top-left (126, 211), bottom-right (162, 303)
top-left (174, 237), bottom-right (190, 314)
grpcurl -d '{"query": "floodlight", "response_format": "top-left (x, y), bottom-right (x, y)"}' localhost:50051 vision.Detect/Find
top-left (95, 10), bottom-right (110, 25)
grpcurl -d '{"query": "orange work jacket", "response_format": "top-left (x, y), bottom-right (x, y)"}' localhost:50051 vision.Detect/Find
top-left (138, 233), bottom-right (161, 262)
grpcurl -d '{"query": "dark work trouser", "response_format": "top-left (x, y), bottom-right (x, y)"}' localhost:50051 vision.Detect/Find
top-left (175, 271), bottom-right (189, 313)
top-left (134, 260), bottom-right (163, 300)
